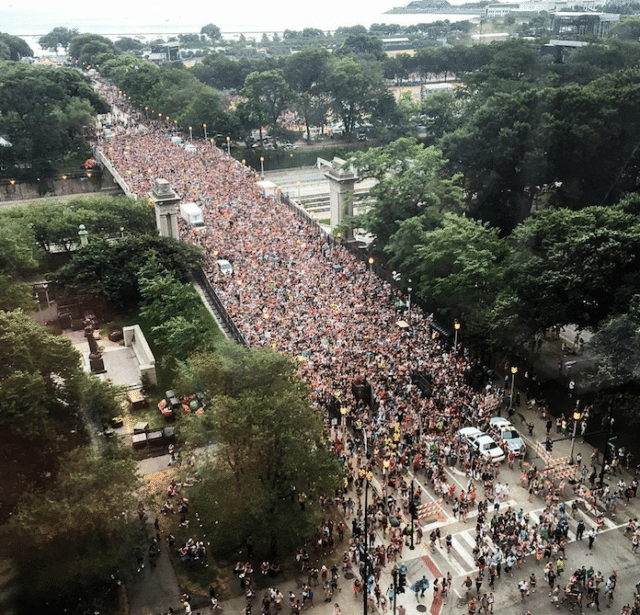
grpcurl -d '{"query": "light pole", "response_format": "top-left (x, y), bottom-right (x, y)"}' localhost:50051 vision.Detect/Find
top-left (409, 480), bottom-right (415, 550)
top-left (509, 366), bottom-right (518, 410)
top-left (569, 410), bottom-right (582, 465)
top-left (260, 156), bottom-right (265, 179)
top-left (340, 406), bottom-right (347, 435)
top-left (368, 257), bottom-right (374, 277)
top-left (407, 279), bottom-right (412, 320)
top-left (296, 180), bottom-right (301, 200)
top-left (226, 136), bottom-right (231, 155)
top-left (203, 123), bottom-right (207, 141)
top-left (363, 471), bottom-right (373, 615)
top-left (454, 320), bottom-right (460, 351)
top-left (189, 126), bottom-right (193, 141)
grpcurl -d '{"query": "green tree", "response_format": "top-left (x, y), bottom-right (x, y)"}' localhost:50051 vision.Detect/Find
top-left (55, 235), bottom-right (202, 308)
top-left (0, 33), bottom-right (32, 61)
top-left (201, 23), bottom-right (222, 41)
top-left (241, 70), bottom-right (290, 145)
top-left (68, 33), bottom-right (116, 66)
top-left (327, 56), bottom-right (383, 135)
top-left (0, 311), bottom-right (83, 435)
top-left (351, 138), bottom-right (465, 250)
top-left (114, 37), bottom-right (145, 54)
top-left (38, 27), bottom-right (79, 53)
top-left (284, 49), bottom-right (330, 142)
top-left (186, 345), bottom-right (343, 557)
top-left (335, 33), bottom-right (386, 61)
top-left (1, 443), bottom-right (146, 614)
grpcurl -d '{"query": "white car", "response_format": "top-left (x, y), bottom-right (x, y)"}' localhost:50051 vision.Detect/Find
top-left (458, 427), bottom-right (506, 463)
top-left (216, 259), bottom-right (233, 277)
top-left (489, 417), bottom-right (527, 458)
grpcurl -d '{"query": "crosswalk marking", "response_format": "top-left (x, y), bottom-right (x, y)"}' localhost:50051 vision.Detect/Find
top-left (410, 503), bottom-right (626, 580)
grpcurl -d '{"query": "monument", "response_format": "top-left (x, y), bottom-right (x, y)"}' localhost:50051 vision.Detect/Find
top-left (320, 157), bottom-right (358, 239)
top-left (84, 319), bottom-right (105, 373)
top-left (149, 178), bottom-right (180, 239)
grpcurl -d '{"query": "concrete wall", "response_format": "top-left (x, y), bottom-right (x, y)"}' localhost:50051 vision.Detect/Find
top-left (123, 325), bottom-right (158, 385)
top-left (0, 174), bottom-right (109, 202)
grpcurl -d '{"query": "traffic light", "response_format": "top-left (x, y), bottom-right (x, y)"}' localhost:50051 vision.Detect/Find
top-left (545, 438), bottom-right (553, 452)
top-left (398, 571), bottom-right (407, 593)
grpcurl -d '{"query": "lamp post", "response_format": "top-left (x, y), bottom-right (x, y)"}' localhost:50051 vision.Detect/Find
top-left (189, 126), bottom-right (193, 141)
top-left (454, 320), bottom-right (460, 351)
top-left (340, 406), bottom-right (347, 435)
top-left (509, 366), bottom-right (518, 410)
top-left (226, 136), bottom-right (231, 155)
top-left (409, 480), bottom-right (415, 550)
top-left (296, 180), bottom-right (301, 200)
top-left (569, 410), bottom-right (582, 465)
top-left (260, 156), bottom-right (265, 179)
top-left (407, 279), bottom-right (412, 320)
top-left (363, 471), bottom-right (373, 615)
top-left (368, 257), bottom-right (374, 277)
top-left (203, 124), bottom-right (207, 141)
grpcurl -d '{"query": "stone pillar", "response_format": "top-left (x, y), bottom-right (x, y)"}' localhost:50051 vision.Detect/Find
top-left (84, 321), bottom-right (105, 373)
top-left (323, 158), bottom-right (358, 240)
top-left (148, 178), bottom-right (180, 239)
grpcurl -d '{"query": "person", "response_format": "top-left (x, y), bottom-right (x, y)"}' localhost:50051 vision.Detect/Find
top-left (588, 528), bottom-right (597, 549)
top-left (576, 519), bottom-right (585, 540)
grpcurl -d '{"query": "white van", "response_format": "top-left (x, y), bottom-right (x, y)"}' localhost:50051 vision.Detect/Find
top-left (216, 259), bottom-right (233, 277)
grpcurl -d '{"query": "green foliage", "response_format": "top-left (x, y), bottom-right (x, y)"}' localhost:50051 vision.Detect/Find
top-left (201, 23), bottom-right (222, 40)
top-left (0, 62), bottom-right (108, 172)
top-left (55, 235), bottom-right (203, 308)
top-left (138, 258), bottom-right (223, 360)
top-left (352, 138), bottom-right (465, 249)
top-left (1, 442), bottom-right (146, 614)
top-left (0, 311), bottom-right (83, 435)
top-left (327, 56), bottom-right (383, 135)
top-left (114, 37), bottom-right (145, 54)
top-left (185, 345), bottom-right (343, 557)
top-left (68, 33), bottom-right (116, 66)
top-left (0, 33), bottom-right (32, 61)
top-left (38, 27), bottom-right (79, 52)
top-left (241, 69), bottom-right (290, 134)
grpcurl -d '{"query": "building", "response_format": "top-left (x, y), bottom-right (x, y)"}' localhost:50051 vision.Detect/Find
top-left (551, 12), bottom-right (620, 37)
top-left (147, 43), bottom-right (180, 64)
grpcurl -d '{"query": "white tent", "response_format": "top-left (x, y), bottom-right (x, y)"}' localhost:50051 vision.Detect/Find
top-left (0, 137), bottom-right (12, 147)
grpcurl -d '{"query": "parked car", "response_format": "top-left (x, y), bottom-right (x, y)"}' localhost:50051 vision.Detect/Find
top-left (216, 259), bottom-right (233, 277)
top-left (159, 390), bottom-right (180, 418)
top-left (489, 417), bottom-right (527, 458)
top-left (458, 426), bottom-right (506, 463)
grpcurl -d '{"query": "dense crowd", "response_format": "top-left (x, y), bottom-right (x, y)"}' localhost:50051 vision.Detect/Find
top-left (94, 81), bottom-right (640, 615)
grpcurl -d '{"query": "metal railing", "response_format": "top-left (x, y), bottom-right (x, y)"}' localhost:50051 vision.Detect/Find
top-left (193, 268), bottom-right (247, 346)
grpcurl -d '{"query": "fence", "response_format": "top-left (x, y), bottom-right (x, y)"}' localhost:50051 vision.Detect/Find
top-left (193, 268), bottom-right (247, 346)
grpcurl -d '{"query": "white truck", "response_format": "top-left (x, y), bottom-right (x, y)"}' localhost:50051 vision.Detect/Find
top-left (180, 202), bottom-right (204, 228)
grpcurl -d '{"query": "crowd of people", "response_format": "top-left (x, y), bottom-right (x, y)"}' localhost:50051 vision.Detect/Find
top-left (93, 80), bottom-right (640, 615)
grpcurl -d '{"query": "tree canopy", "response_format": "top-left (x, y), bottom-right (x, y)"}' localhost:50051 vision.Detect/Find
top-left (185, 345), bottom-right (343, 557)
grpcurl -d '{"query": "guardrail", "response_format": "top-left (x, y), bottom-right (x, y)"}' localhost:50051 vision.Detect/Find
top-left (193, 268), bottom-right (247, 346)
top-left (92, 147), bottom-right (136, 197)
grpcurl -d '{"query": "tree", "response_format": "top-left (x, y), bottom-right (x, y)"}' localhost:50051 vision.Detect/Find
top-left (38, 27), bottom-right (79, 53)
top-left (68, 33), bottom-right (115, 66)
top-left (327, 56), bottom-right (383, 135)
top-left (284, 49), bottom-right (330, 142)
top-left (0, 311), bottom-right (83, 435)
top-left (55, 235), bottom-right (203, 308)
top-left (335, 33), bottom-right (386, 61)
top-left (351, 138), bottom-right (465, 250)
top-left (241, 70), bottom-right (290, 145)
top-left (1, 442), bottom-right (146, 613)
top-left (185, 345), bottom-right (343, 558)
top-left (0, 33), bottom-right (32, 61)
top-left (114, 37), bottom-right (144, 54)
top-left (389, 213), bottom-right (510, 336)
top-left (201, 23), bottom-right (222, 41)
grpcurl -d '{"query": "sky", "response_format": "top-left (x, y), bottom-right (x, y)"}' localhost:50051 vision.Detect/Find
top-left (0, 0), bottom-right (479, 37)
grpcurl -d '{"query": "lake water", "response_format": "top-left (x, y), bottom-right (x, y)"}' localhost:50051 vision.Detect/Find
top-left (4, 0), bottom-right (478, 40)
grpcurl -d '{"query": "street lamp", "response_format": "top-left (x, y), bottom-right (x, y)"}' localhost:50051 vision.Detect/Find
top-left (409, 480), bottom-right (416, 550)
top-left (226, 136), bottom-right (231, 155)
top-left (368, 257), bottom-right (374, 276)
top-left (189, 126), bottom-right (193, 141)
top-left (203, 123), bottom-right (207, 140)
top-left (509, 366), bottom-right (518, 411)
top-left (340, 406), bottom-right (347, 434)
top-left (569, 410), bottom-right (582, 465)
top-left (407, 279), bottom-right (412, 320)
top-left (296, 180), bottom-right (301, 200)
top-left (454, 320), bottom-right (461, 351)
top-left (260, 156), bottom-right (265, 179)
